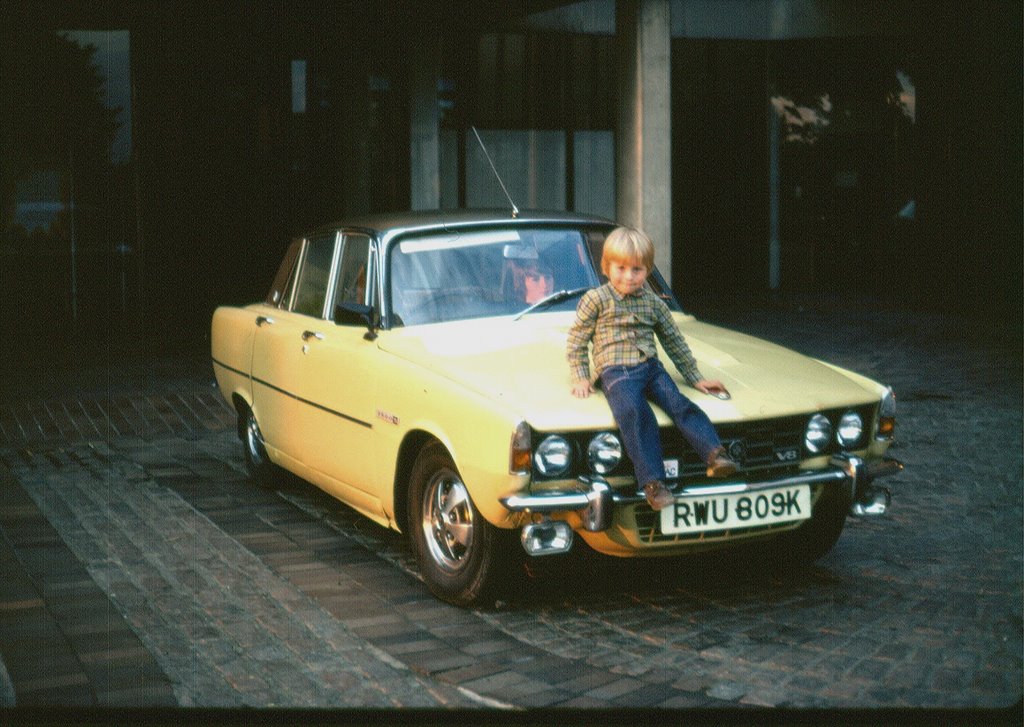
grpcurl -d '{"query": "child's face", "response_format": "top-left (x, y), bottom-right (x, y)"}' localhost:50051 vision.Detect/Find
top-left (606, 256), bottom-right (649, 296)
top-left (522, 266), bottom-right (553, 303)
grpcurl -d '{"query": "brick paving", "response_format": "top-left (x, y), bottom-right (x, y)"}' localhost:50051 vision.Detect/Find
top-left (0, 441), bottom-right (468, 709)
top-left (0, 383), bottom-right (234, 446)
top-left (0, 296), bottom-right (1020, 717)
top-left (0, 465), bottom-right (175, 706)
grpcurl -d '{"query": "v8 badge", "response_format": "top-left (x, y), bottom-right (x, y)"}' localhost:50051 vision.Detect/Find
top-left (774, 446), bottom-right (800, 462)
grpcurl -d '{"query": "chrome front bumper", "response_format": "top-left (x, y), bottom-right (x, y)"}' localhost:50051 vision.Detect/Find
top-left (500, 454), bottom-right (903, 540)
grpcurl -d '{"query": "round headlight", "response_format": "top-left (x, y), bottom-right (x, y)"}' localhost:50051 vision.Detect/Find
top-left (837, 411), bottom-right (864, 448)
top-left (534, 435), bottom-right (572, 476)
top-left (805, 413), bottom-right (832, 454)
top-left (587, 432), bottom-right (622, 474)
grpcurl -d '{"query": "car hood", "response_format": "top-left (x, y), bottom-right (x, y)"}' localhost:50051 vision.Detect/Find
top-left (378, 312), bottom-right (882, 431)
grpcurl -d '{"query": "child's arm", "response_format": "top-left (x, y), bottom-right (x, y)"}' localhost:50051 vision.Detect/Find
top-left (566, 291), bottom-right (599, 398)
top-left (653, 299), bottom-right (731, 396)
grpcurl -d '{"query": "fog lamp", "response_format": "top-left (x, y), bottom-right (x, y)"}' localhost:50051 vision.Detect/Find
top-left (521, 519), bottom-right (574, 556)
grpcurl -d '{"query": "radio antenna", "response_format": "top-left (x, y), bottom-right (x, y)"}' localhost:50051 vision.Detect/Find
top-left (471, 125), bottom-right (519, 218)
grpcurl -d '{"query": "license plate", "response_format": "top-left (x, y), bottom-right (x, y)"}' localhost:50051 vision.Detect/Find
top-left (660, 485), bottom-right (811, 535)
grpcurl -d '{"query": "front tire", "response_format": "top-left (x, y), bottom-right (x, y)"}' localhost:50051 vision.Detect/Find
top-left (407, 442), bottom-right (515, 606)
top-left (771, 483), bottom-right (850, 567)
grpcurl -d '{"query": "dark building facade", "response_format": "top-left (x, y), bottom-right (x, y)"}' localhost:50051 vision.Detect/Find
top-left (1, 1), bottom-right (1020, 354)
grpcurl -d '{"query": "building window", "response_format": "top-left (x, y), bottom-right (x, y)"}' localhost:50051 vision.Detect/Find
top-left (291, 60), bottom-right (307, 114)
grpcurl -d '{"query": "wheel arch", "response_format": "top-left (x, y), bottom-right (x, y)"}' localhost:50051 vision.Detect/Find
top-left (231, 392), bottom-right (253, 439)
top-left (392, 429), bottom-right (440, 535)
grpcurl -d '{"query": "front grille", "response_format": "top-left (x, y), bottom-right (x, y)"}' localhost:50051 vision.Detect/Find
top-left (660, 414), bottom-right (808, 481)
top-left (532, 404), bottom-right (876, 490)
top-left (653, 405), bottom-right (875, 483)
top-left (627, 405), bottom-right (874, 545)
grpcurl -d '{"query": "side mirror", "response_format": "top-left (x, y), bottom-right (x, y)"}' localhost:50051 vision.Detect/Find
top-left (335, 302), bottom-right (378, 341)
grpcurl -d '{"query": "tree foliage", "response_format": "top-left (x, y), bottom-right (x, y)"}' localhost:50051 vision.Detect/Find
top-left (1, 27), bottom-right (119, 231)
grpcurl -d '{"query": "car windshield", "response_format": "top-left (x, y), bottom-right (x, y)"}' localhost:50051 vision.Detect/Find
top-left (387, 227), bottom-right (600, 326)
top-left (387, 225), bottom-right (681, 326)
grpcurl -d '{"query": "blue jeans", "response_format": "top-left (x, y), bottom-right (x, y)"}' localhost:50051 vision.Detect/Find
top-left (600, 359), bottom-right (722, 486)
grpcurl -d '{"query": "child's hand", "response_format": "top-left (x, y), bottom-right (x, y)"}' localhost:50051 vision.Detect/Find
top-left (695, 379), bottom-right (730, 399)
top-left (571, 380), bottom-right (595, 398)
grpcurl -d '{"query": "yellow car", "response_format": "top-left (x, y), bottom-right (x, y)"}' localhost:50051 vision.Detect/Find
top-left (211, 211), bottom-right (902, 606)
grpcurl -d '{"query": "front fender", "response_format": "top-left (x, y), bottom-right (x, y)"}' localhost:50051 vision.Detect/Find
top-left (374, 354), bottom-right (529, 530)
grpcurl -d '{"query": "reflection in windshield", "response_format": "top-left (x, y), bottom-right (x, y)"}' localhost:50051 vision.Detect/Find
top-left (512, 287), bottom-right (590, 321)
top-left (389, 228), bottom-right (602, 326)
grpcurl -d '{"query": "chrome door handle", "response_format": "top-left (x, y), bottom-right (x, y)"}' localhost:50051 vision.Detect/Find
top-left (302, 330), bottom-right (324, 341)
top-left (256, 315), bottom-right (275, 326)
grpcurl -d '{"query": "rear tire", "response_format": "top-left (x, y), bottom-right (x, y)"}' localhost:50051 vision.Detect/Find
top-left (240, 405), bottom-right (278, 486)
top-left (407, 441), bottom-right (516, 606)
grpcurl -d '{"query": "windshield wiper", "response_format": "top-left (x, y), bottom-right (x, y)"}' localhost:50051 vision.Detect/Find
top-left (513, 287), bottom-right (590, 321)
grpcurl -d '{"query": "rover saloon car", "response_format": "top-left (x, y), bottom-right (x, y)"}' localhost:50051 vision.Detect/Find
top-left (211, 210), bottom-right (902, 606)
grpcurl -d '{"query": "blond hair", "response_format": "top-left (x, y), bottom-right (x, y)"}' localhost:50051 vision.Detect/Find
top-left (601, 226), bottom-right (655, 276)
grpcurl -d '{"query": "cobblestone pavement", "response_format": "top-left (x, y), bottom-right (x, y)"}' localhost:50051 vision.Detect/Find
top-left (0, 298), bottom-right (1020, 717)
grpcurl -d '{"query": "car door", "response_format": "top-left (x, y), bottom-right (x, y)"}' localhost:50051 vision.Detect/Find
top-left (297, 233), bottom-right (382, 503)
top-left (251, 232), bottom-right (340, 467)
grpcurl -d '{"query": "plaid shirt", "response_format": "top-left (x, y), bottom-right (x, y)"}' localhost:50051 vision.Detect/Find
top-left (566, 283), bottom-right (703, 386)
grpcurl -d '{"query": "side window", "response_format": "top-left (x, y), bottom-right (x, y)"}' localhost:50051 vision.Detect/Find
top-left (291, 234), bottom-right (338, 317)
top-left (334, 234), bottom-right (371, 310)
top-left (266, 239), bottom-right (302, 307)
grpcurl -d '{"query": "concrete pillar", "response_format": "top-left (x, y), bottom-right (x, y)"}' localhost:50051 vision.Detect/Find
top-left (339, 53), bottom-right (371, 216)
top-left (768, 88), bottom-right (781, 290)
top-left (409, 41), bottom-right (441, 210)
top-left (616, 0), bottom-right (672, 281)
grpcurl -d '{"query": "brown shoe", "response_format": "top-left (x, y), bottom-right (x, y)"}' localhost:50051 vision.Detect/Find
top-left (706, 448), bottom-right (739, 478)
top-left (643, 480), bottom-right (676, 511)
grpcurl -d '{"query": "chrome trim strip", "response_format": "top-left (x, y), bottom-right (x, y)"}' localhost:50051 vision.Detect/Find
top-left (502, 491), bottom-right (591, 512)
top-left (320, 231), bottom-right (344, 319)
top-left (502, 457), bottom-right (903, 527)
top-left (250, 376), bottom-right (373, 429)
top-left (212, 357), bottom-right (247, 379)
top-left (502, 467), bottom-right (850, 512)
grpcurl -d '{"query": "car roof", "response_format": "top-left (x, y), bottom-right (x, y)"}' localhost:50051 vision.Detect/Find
top-left (305, 209), bottom-right (616, 239)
